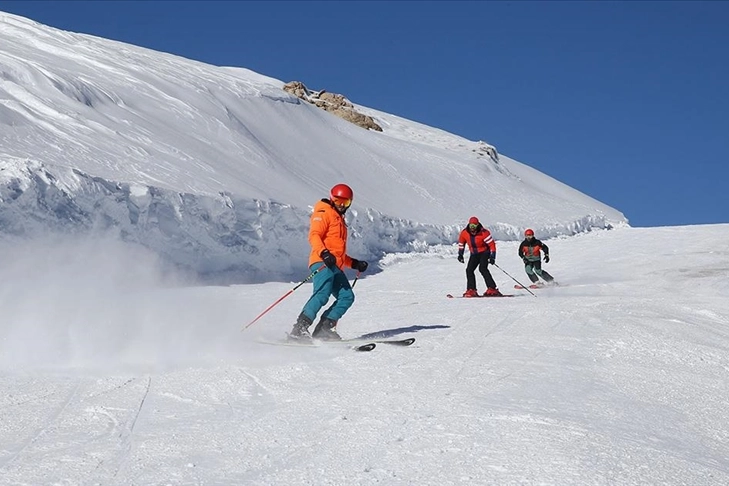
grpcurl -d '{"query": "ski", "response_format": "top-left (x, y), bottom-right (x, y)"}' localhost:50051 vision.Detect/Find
top-left (259, 336), bottom-right (377, 352)
top-left (377, 337), bottom-right (415, 346)
top-left (259, 334), bottom-right (416, 351)
top-left (340, 337), bottom-right (415, 347)
top-left (514, 282), bottom-right (559, 290)
top-left (353, 343), bottom-right (377, 352)
top-left (446, 293), bottom-right (515, 298)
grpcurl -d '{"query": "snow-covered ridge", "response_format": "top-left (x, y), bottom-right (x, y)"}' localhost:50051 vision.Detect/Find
top-left (0, 158), bottom-right (619, 283)
top-left (0, 12), bottom-right (627, 283)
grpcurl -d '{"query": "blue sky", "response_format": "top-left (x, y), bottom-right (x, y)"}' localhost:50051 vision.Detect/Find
top-left (2, 1), bottom-right (727, 227)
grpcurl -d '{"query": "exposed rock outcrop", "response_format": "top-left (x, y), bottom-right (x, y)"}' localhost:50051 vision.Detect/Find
top-left (472, 140), bottom-right (499, 163)
top-left (283, 81), bottom-right (383, 132)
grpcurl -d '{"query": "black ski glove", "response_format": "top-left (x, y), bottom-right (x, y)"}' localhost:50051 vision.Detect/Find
top-left (351, 258), bottom-right (368, 272)
top-left (523, 257), bottom-right (530, 265)
top-left (320, 249), bottom-right (337, 269)
top-left (489, 254), bottom-right (495, 265)
top-left (544, 254), bottom-right (550, 263)
top-left (457, 252), bottom-right (464, 263)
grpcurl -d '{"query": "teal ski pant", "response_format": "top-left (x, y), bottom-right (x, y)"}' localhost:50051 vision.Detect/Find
top-left (301, 263), bottom-right (354, 322)
top-left (525, 260), bottom-right (553, 283)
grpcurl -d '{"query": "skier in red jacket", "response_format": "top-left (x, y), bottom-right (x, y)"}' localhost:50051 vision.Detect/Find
top-left (457, 217), bottom-right (502, 297)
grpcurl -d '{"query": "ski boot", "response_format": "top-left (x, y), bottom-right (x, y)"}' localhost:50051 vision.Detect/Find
top-left (289, 313), bottom-right (313, 341)
top-left (312, 317), bottom-right (342, 341)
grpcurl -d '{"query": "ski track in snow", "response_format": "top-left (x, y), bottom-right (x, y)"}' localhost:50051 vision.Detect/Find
top-left (2, 226), bottom-right (729, 484)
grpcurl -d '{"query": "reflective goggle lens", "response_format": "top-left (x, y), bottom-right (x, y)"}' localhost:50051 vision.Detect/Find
top-left (469, 223), bottom-right (478, 230)
top-left (333, 197), bottom-right (352, 208)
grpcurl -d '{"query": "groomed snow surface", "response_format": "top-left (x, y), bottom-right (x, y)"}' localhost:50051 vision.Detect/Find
top-left (1, 224), bottom-right (728, 485)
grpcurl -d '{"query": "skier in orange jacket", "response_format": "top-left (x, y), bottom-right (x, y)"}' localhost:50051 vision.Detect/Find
top-left (290, 183), bottom-right (369, 341)
top-left (457, 216), bottom-right (502, 297)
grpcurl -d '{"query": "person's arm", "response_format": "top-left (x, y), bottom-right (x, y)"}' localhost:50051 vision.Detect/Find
top-left (540, 240), bottom-right (550, 262)
top-left (457, 230), bottom-right (466, 262)
top-left (484, 230), bottom-right (496, 263)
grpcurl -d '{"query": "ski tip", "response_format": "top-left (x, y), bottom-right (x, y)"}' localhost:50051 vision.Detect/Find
top-left (446, 294), bottom-right (454, 298)
top-left (355, 343), bottom-right (376, 351)
top-left (376, 337), bottom-right (416, 346)
top-left (399, 337), bottom-right (416, 346)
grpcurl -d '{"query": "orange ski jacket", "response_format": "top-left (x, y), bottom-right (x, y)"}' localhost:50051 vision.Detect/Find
top-left (458, 225), bottom-right (496, 256)
top-left (308, 199), bottom-right (353, 270)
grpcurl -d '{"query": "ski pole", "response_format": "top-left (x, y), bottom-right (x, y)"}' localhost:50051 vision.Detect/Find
top-left (351, 271), bottom-right (361, 288)
top-left (492, 263), bottom-right (537, 297)
top-left (242, 264), bottom-right (326, 331)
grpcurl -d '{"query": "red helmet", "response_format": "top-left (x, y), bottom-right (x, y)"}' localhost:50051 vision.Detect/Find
top-left (330, 183), bottom-right (353, 201)
top-left (525, 228), bottom-right (535, 237)
top-left (468, 216), bottom-right (479, 225)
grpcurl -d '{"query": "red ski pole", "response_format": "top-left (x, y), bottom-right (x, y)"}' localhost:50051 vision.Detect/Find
top-left (242, 264), bottom-right (326, 331)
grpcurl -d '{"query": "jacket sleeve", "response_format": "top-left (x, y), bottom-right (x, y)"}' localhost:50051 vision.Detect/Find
top-left (343, 254), bottom-right (354, 269)
top-left (540, 240), bottom-right (550, 256)
top-left (485, 230), bottom-right (496, 254)
top-left (457, 230), bottom-right (467, 252)
top-left (517, 242), bottom-right (524, 258)
top-left (308, 209), bottom-right (329, 259)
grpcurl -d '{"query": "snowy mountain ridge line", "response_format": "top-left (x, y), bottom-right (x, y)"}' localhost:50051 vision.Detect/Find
top-left (0, 11), bottom-right (627, 283)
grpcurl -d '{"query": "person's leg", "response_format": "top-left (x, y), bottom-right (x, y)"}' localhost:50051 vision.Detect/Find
top-left (300, 265), bottom-right (336, 321)
top-left (312, 271), bottom-right (354, 340)
top-left (478, 254), bottom-right (497, 289)
top-left (321, 272), bottom-right (355, 321)
top-left (532, 261), bottom-right (554, 282)
top-left (465, 254), bottom-right (479, 290)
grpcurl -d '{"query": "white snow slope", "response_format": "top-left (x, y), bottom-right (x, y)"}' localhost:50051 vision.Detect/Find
top-left (0, 224), bottom-right (728, 485)
top-left (0, 11), bottom-right (626, 283)
top-left (3, 11), bottom-right (726, 486)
